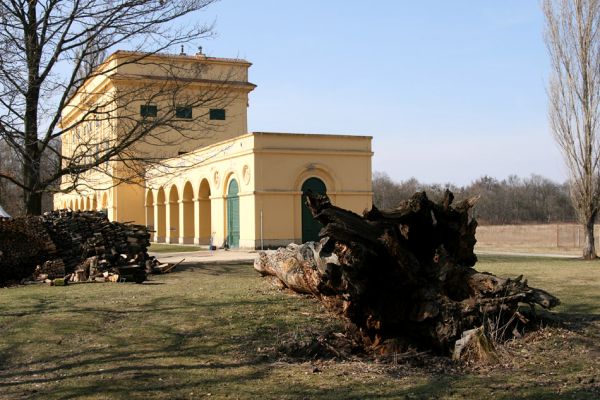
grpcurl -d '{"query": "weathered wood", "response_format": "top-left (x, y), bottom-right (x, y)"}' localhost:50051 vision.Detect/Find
top-left (0, 210), bottom-right (152, 285)
top-left (255, 190), bottom-right (560, 357)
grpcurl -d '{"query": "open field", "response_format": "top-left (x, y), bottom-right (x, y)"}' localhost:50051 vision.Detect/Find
top-left (476, 244), bottom-right (582, 257)
top-left (0, 255), bottom-right (598, 399)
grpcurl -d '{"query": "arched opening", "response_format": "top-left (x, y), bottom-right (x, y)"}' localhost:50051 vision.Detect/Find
top-left (78, 197), bottom-right (84, 211)
top-left (198, 179), bottom-right (212, 245)
top-left (167, 185), bottom-right (179, 243)
top-left (92, 195), bottom-right (98, 211)
top-left (145, 190), bottom-right (155, 241)
top-left (226, 179), bottom-right (240, 248)
top-left (156, 188), bottom-right (166, 242)
top-left (301, 177), bottom-right (327, 243)
top-left (68, 199), bottom-right (73, 210)
top-left (85, 197), bottom-right (91, 211)
top-left (182, 182), bottom-right (194, 243)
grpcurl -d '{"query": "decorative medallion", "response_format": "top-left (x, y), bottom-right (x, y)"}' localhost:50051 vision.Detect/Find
top-left (242, 165), bottom-right (251, 185)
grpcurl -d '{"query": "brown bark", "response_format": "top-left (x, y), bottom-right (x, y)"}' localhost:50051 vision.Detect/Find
top-left (583, 214), bottom-right (597, 260)
top-left (255, 191), bottom-right (560, 356)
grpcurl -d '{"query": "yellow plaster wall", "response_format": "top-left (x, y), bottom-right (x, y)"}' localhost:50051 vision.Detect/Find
top-left (251, 132), bottom-right (372, 246)
top-left (113, 184), bottom-right (145, 224)
top-left (117, 93), bottom-right (250, 161)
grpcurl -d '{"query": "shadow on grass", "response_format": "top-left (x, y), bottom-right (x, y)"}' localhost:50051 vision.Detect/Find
top-left (1, 258), bottom-right (599, 400)
top-left (0, 289), bottom-right (346, 399)
top-left (174, 261), bottom-right (251, 275)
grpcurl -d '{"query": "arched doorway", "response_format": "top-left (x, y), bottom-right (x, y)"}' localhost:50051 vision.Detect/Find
top-left (301, 177), bottom-right (326, 243)
top-left (226, 179), bottom-right (240, 248)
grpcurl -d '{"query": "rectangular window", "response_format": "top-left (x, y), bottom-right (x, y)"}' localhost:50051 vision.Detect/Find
top-left (140, 105), bottom-right (157, 117)
top-left (175, 106), bottom-right (193, 119)
top-left (209, 108), bottom-right (226, 120)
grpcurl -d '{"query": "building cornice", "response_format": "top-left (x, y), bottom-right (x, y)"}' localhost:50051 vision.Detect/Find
top-left (109, 73), bottom-right (256, 91)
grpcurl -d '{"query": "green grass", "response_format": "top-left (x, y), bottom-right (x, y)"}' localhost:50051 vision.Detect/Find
top-left (0, 256), bottom-right (598, 399)
top-left (148, 243), bottom-right (205, 253)
top-left (477, 254), bottom-right (600, 315)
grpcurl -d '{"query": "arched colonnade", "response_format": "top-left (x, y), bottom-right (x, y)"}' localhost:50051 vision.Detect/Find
top-left (145, 171), bottom-right (331, 248)
top-left (145, 177), bottom-right (215, 245)
top-left (59, 191), bottom-right (109, 213)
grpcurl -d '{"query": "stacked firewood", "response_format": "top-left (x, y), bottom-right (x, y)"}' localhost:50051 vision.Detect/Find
top-left (255, 191), bottom-right (560, 359)
top-left (0, 210), bottom-right (152, 285)
top-left (0, 217), bottom-right (53, 283)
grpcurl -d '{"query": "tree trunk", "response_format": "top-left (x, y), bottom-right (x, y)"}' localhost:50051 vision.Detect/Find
top-left (255, 191), bottom-right (560, 357)
top-left (23, 96), bottom-right (43, 216)
top-left (583, 215), bottom-right (597, 260)
top-left (22, 1), bottom-right (43, 216)
top-left (24, 189), bottom-right (43, 216)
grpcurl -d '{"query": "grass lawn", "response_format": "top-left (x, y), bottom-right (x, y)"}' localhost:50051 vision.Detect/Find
top-left (148, 243), bottom-right (205, 253)
top-left (0, 255), bottom-right (598, 399)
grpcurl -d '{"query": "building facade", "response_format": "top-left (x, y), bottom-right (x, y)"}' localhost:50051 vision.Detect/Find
top-left (54, 51), bottom-right (373, 248)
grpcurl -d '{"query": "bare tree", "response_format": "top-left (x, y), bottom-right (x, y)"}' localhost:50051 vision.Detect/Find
top-left (372, 172), bottom-right (576, 225)
top-left (544, 0), bottom-right (600, 259)
top-left (0, 0), bottom-right (221, 215)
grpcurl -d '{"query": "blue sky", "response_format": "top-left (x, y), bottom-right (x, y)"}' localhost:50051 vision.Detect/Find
top-left (183, 0), bottom-right (561, 186)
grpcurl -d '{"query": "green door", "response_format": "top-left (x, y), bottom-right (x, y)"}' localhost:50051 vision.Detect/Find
top-left (301, 177), bottom-right (327, 243)
top-left (227, 179), bottom-right (240, 248)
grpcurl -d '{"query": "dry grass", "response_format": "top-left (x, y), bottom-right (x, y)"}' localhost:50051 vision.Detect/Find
top-left (0, 255), bottom-right (598, 399)
top-left (476, 244), bottom-right (582, 256)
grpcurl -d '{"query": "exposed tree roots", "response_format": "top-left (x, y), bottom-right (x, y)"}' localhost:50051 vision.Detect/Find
top-left (255, 191), bottom-right (560, 358)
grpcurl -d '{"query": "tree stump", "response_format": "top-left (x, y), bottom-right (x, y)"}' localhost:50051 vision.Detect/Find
top-left (254, 190), bottom-right (559, 356)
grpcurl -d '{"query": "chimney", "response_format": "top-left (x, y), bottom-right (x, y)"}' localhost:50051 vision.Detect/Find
top-left (179, 45), bottom-right (186, 56)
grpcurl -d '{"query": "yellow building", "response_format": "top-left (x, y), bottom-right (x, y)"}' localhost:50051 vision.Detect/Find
top-left (54, 50), bottom-right (373, 249)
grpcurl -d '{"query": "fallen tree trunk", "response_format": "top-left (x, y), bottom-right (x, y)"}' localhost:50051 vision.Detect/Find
top-left (254, 191), bottom-right (559, 357)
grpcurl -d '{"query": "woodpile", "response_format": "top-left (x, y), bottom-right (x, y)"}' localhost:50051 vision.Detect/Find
top-left (254, 191), bottom-right (560, 359)
top-left (0, 210), bottom-right (155, 285)
top-left (0, 217), bottom-right (53, 284)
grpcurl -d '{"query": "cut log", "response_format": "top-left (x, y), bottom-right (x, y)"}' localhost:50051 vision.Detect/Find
top-left (0, 210), bottom-right (153, 285)
top-left (255, 190), bottom-right (560, 357)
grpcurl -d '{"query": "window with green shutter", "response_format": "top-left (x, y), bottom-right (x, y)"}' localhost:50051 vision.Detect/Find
top-left (176, 106), bottom-right (192, 119)
top-left (209, 108), bottom-right (226, 120)
top-left (140, 105), bottom-right (157, 117)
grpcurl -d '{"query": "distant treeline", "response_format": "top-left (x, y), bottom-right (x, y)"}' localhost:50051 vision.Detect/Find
top-left (372, 172), bottom-right (577, 225)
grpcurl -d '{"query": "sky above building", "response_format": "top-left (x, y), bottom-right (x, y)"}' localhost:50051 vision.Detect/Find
top-left (184, 0), bottom-right (561, 186)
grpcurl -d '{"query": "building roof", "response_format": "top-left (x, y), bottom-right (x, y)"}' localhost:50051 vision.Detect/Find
top-left (252, 131), bottom-right (373, 140)
top-left (109, 50), bottom-right (252, 67)
top-left (0, 204), bottom-right (10, 219)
